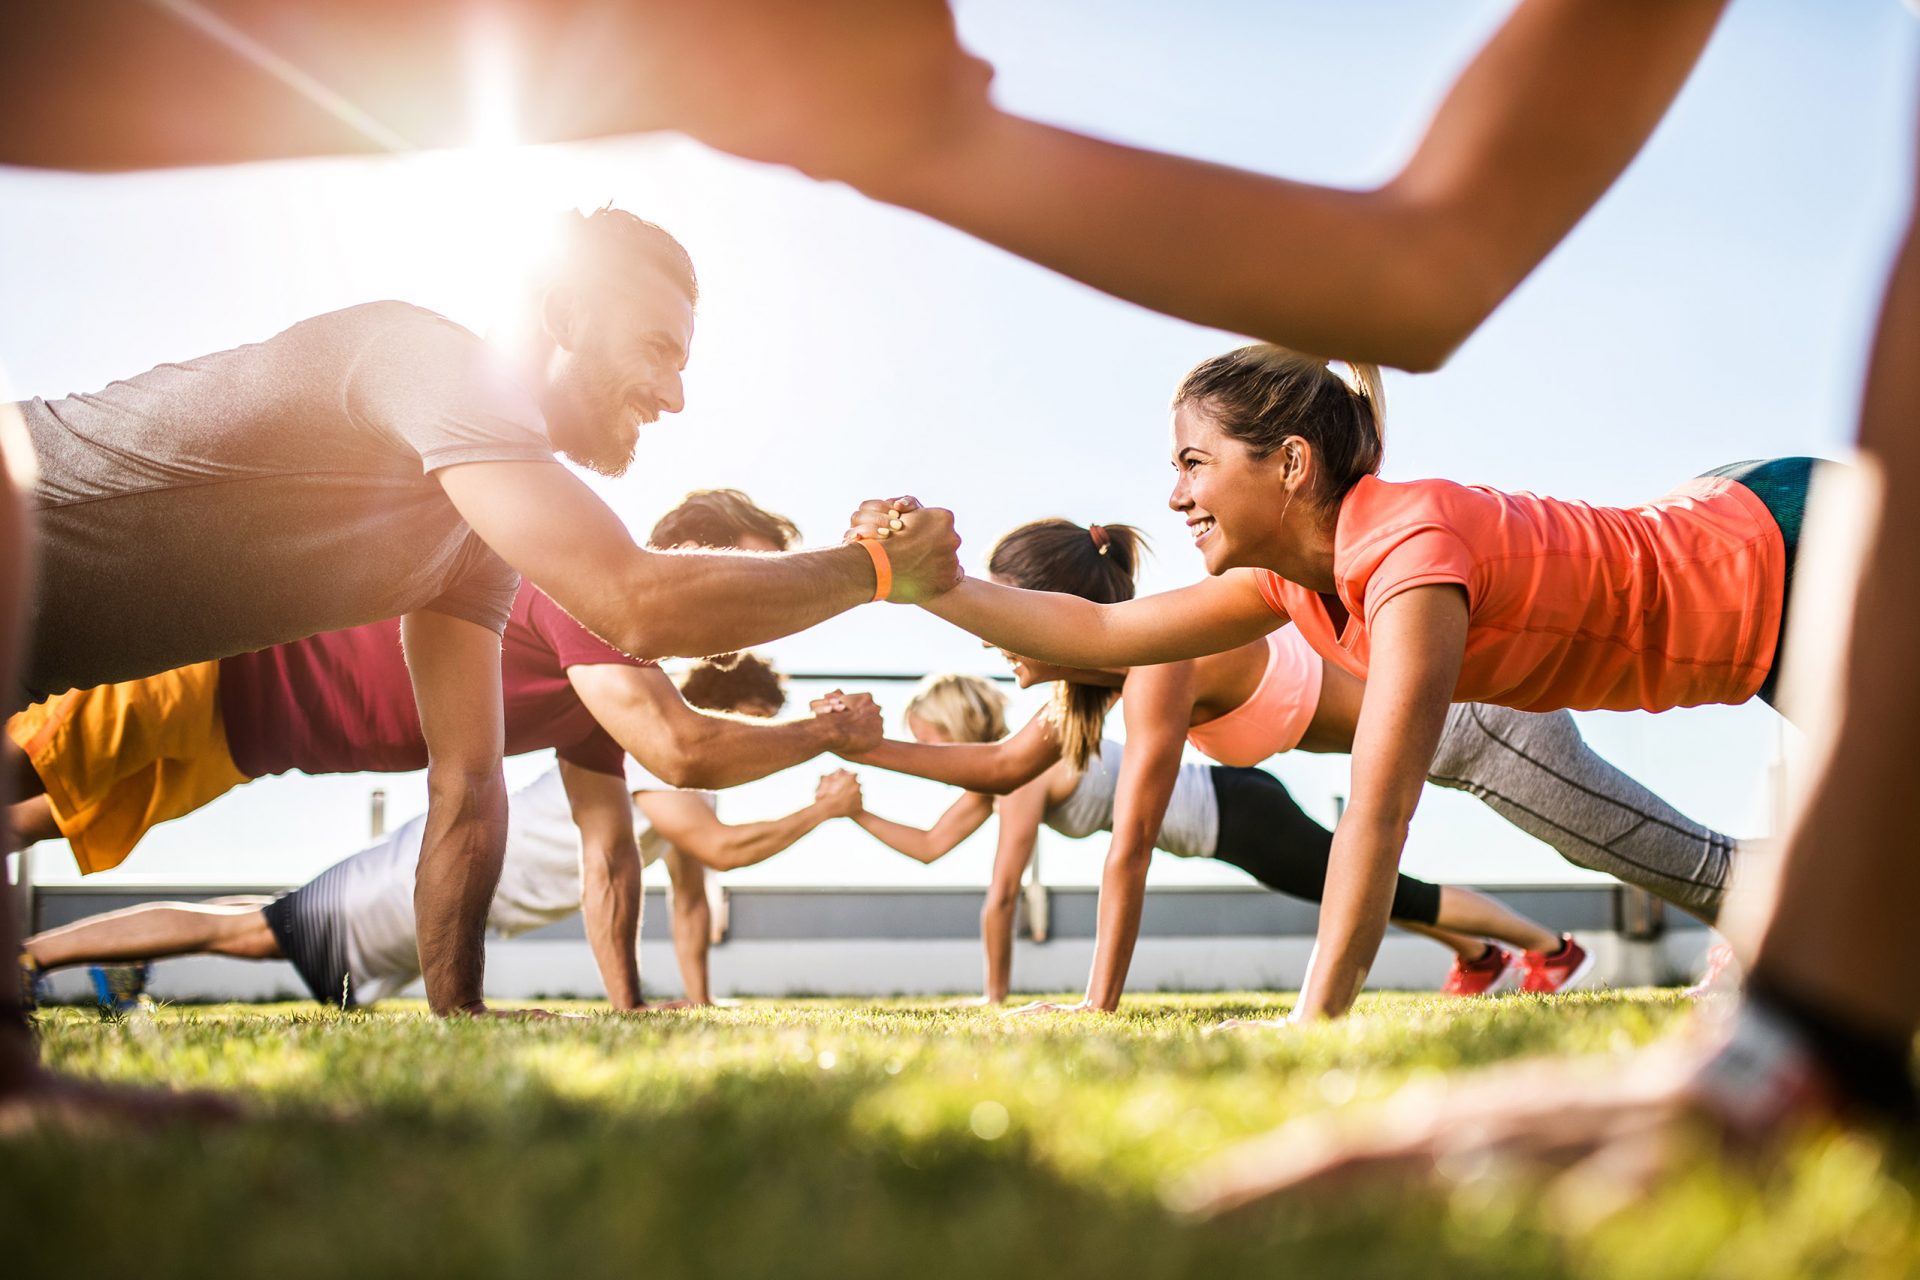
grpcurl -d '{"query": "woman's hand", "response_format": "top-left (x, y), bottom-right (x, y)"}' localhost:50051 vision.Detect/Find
top-left (1004, 999), bottom-right (1104, 1018)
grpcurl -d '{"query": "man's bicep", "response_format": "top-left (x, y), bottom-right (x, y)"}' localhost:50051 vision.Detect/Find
top-left (400, 609), bottom-right (506, 769)
top-left (436, 460), bottom-right (643, 606)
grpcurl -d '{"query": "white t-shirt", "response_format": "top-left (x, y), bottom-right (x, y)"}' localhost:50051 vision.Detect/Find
top-left (333, 763), bottom-right (712, 1001)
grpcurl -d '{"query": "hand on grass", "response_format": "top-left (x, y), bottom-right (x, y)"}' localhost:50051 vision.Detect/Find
top-left (1206, 1016), bottom-right (1295, 1034)
top-left (0, 1065), bottom-right (241, 1135)
top-left (1005, 999), bottom-right (1104, 1018)
top-left (1166, 1040), bottom-right (1765, 1222)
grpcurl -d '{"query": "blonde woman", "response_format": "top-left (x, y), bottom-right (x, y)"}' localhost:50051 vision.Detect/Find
top-left (851, 671), bottom-right (1569, 1008)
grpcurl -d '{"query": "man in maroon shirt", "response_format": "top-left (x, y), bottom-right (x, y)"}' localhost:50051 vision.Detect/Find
top-left (10, 491), bottom-right (879, 876)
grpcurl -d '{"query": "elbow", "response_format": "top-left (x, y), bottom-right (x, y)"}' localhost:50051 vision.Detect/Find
top-left (425, 761), bottom-right (506, 809)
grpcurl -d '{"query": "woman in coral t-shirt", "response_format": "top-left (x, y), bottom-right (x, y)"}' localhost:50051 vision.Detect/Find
top-left (854, 347), bottom-right (1818, 1024)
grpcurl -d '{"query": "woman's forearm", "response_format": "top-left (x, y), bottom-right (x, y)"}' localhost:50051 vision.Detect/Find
top-left (1294, 812), bottom-right (1410, 1020)
top-left (852, 810), bottom-right (949, 863)
top-left (1084, 844), bottom-right (1153, 1011)
top-left (922, 578), bottom-right (1271, 672)
top-left (844, 736), bottom-right (1054, 795)
top-left (980, 891), bottom-right (1017, 1002)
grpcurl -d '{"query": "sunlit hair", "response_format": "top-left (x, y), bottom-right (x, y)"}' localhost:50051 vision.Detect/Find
top-left (647, 489), bottom-right (801, 551)
top-left (1172, 345), bottom-right (1386, 512)
top-left (986, 519), bottom-right (1147, 771)
top-left (678, 652), bottom-right (785, 715)
top-left (904, 673), bottom-right (1009, 745)
top-left (553, 204), bottom-right (699, 306)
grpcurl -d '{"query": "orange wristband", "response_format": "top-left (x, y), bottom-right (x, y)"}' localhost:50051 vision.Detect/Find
top-left (854, 534), bottom-right (892, 603)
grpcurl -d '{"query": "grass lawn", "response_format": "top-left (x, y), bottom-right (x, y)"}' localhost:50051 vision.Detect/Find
top-left (5, 990), bottom-right (1916, 1278)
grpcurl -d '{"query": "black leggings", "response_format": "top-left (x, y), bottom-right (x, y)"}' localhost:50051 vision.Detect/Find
top-left (1208, 766), bottom-right (1444, 925)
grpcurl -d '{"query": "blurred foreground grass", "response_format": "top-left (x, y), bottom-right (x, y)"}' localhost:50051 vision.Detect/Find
top-left (4, 991), bottom-right (1915, 1278)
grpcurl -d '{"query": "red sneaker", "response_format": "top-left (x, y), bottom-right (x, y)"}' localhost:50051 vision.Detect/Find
top-left (1520, 935), bottom-right (1594, 994)
top-left (1441, 945), bottom-right (1515, 996)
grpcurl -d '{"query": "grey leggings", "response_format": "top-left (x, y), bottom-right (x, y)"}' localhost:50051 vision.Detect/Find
top-left (1427, 703), bottom-right (1736, 919)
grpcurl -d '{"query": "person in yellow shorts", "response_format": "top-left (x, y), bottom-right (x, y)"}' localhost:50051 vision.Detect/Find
top-left (9, 663), bottom-right (247, 874)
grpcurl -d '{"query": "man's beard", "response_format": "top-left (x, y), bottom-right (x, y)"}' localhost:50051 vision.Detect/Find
top-left (550, 367), bottom-right (642, 477)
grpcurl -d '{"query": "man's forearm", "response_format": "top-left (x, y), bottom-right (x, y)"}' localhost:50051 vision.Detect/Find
top-left (698, 804), bottom-right (830, 871)
top-left (581, 545), bottom-right (879, 661)
top-left (659, 715), bottom-right (843, 791)
top-left (413, 770), bottom-right (510, 1014)
top-left (583, 848), bottom-right (643, 1009)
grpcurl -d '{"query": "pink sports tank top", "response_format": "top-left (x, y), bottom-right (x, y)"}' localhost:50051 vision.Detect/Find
top-left (1184, 627), bottom-right (1324, 767)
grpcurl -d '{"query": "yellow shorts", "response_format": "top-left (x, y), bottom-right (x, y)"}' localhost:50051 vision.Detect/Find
top-left (7, 662), bottom-right (250, 874)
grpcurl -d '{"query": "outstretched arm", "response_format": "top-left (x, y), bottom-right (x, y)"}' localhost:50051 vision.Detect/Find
top-left (638, 773), bottom-right (858, 874)
top-left (850, 0), bottom-right (1729, 370)
top-left (920, 571), bottom-right (1280, 672)
top-left (561, 762), bottom-right (645, 1010)
top-left (572, 665), bottom-right (882, 790)
top-left (403, 609), bottom-right (511, 1016)
top-left (841, 708), bottom-right (1062, 795)
top-left (438, 462), bottom-right (959, 660)
top-left (852, 790), bottom-right (994, 865)
top-left (1296, 585), bottom-right (1467, 1021)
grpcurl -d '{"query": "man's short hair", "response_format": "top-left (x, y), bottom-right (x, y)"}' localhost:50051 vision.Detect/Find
top-left (679, 652), bottom-right (785, 714)
top-left (559, 205), bottom-right (698, 305)
top-left (648, 489), bottom-right (801, 551)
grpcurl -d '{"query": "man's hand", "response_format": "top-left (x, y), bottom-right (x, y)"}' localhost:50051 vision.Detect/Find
top-left (621, 0), bottom-right (995, 184)
top-left (815, 769), bottom-right (863, 818)
top-left (809, 691), bottom-right (883, 754)
top-left (846, 497), bottom-right (962, 604)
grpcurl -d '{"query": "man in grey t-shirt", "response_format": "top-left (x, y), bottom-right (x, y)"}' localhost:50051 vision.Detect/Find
top-left (5, 208), bottom-right (965, 1037)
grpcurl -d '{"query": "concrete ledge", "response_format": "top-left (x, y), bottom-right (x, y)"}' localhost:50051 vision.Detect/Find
top-left (29, 882), bottom-right (1714, 1002)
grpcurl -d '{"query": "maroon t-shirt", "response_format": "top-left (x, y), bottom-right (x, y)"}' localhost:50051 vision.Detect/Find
top-left (218, 583), bottom-right (650, 778)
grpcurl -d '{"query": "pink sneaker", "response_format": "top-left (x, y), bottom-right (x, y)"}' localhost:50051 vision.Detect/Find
top-left (1684, 942), bottom-right (1739, 998)
top-left (1441, 945), bottom-right (1515, 996)
top-left (1520, 935), bottom-right (1595, 994)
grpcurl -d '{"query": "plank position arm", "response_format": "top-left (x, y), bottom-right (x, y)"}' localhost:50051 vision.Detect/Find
top-left (570, 664), bottom-right (882, 791)
top-left (1295, 585), bottom-right (1467, 1022)
top-left (402, 609), bottom-right (512, 1016)
top-left (852, 789), bottom-right (994, 865)
top-left (981, 776), bottom-right (1048, 1005)
top-left (1080, 665), bottom-right (1195, 1013)
top-left (561, 761), bottom-right (646, 1010)
top-left (439, 461), bottom-right (958, 661)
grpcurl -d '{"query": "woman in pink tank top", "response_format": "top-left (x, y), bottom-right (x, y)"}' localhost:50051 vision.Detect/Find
top-left (853, 352), bottom-right (1803, 1025)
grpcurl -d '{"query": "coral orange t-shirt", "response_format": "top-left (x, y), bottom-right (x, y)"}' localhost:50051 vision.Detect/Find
top-left (1254, 474), bottom-right (1784, 714)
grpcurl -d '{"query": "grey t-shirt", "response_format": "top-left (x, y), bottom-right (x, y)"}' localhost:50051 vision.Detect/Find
top-left (18, 302), bottom-right (560, 704)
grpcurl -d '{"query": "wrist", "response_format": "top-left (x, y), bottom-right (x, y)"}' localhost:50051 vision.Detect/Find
top-left (850, 535), bottom-right (891, 603)
top-left (847, 103), bottom-right (1010, 205)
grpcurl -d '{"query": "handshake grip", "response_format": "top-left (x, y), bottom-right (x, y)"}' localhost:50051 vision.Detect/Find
top-left (845, 496), bottom-right (963, 604)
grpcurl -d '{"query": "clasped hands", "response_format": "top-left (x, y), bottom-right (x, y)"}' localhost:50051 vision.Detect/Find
top-left (845, 496), bottom-right (963, 604)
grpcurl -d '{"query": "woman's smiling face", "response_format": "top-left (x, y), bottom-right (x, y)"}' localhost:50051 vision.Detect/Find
top-left (1168, 399), bottom-right (1294, 575)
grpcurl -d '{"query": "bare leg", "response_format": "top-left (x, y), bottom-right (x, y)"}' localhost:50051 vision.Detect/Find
top-left (1425, 886), bottom-right (1560, 955)
top-left (27, 902), bottom-right (282, 971)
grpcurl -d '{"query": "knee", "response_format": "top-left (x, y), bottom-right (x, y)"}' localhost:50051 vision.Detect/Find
top-left (214, 911), bottom-right (282, 960)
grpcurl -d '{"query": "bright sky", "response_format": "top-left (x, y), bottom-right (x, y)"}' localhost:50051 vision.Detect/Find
top-left (4, 0), bottom-right (1914, 894)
